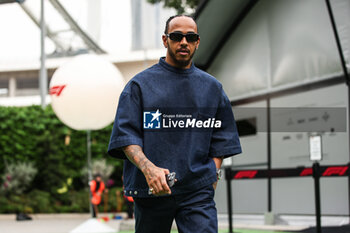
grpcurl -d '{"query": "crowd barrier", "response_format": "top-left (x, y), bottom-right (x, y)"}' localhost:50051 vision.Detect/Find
top-left (224, 163), bottom-right (349, 233)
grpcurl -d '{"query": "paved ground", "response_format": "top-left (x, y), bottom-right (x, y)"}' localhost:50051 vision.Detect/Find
top-left (0, 214), bottom-right (97, 233)
top-left (1, 218), bottom-right (90, 233)
top-left (0, 213), bottom-right (348, 233)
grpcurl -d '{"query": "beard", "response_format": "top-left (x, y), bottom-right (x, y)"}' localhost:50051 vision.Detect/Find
top-left (168, 46), bottom-right (197, 68)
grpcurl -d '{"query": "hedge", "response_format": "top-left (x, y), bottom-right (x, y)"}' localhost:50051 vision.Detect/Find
top-left (0, 105), bottom-right (124, 213)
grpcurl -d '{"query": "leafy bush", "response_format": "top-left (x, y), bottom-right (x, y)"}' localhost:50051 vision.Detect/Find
top-left (1, 162), bottom-right (37, 195)
top-left (0, 195), bottom-right (20, 213)
top-left (28, 190), bottom-right (54, 213)
top-left (81, 158), bottom-right (115, 184)
top-left (69, 189), bottom-right (90, 213)
top-left (0, 105), bottom-right (124, 213)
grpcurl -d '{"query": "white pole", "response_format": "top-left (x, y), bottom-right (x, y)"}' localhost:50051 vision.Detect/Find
top-left (40, 0), bottom-right (47, 108)
top-left (87, 130), bottom-right (93, 217)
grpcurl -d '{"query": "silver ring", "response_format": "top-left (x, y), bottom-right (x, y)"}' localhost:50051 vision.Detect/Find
top-left (149, 188), bottom-right (154, 193)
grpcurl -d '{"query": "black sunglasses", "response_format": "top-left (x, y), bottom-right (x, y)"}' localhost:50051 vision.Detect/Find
top-left (166, 32), bottom-right (199, 42)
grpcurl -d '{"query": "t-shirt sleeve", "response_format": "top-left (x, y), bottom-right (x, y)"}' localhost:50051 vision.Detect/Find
top-left (108, 83), bottom-right (143, 159)
top-left (209, 89), bottom-right (242, 158)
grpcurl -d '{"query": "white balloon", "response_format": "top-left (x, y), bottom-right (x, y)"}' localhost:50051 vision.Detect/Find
top-left (50, 54), bottom-right (125, 130)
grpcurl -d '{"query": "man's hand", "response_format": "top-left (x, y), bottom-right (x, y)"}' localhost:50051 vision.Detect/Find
top-left (123, 145), bottom-right (171, 195)
top-left (212, 181), bottom-right (218, 190)
top-left (143, 164), bottom-right (171, 195)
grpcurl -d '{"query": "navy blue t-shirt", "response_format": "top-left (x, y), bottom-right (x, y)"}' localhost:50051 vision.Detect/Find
top-left (108, 57), bottom-right (241, 197)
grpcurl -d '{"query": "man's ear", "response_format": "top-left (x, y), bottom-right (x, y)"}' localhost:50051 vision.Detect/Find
top-left (162, 35), bottom-right (168, 48)
top-left (196, 36), bottom-right (200, 49)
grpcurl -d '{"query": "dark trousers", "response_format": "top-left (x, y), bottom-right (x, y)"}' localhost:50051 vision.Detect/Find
top-left (134, 185), bottom-right (217, 233)
top-left (92, 204), bottom-right (97, 218)
top-left (125, 199), bottom-right (134, 219)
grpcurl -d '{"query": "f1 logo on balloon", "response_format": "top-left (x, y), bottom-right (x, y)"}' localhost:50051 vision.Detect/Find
top-left (49, 54), bottom-right (125, 130)
top-left (49, 85), bottom-right (66, 97)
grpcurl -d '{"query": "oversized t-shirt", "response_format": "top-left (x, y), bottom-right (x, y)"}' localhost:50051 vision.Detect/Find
top-left (108, 57), bottom-right (241, 197)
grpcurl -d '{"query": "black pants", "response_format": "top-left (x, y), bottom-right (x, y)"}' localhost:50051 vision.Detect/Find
top-left (125, 199), bottom-right (134, 218)
top-left (134, 185), bottom-right (217, 233)
top-left (92, 204), bottom-right (97, 218)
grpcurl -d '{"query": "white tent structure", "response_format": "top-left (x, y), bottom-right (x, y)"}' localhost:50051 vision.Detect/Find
top-left (194, 0), bottom-right (350, 220)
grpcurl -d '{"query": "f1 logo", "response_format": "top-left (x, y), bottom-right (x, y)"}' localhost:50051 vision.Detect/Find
top-left (300, 168), bottom-right (313, 176)
top-left (322, 166), bottom-right (348, 176)
top-left (234, 170), bottom-right (258, 179)
top-left (50, 85), bottom-right (66, 97)
top-left (143, 109), bottom-right (162, 129)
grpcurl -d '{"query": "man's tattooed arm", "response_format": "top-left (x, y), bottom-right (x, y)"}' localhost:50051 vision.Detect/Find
top-left (123, 145), bottom-right (171, 195)
top-left (123, 145), bottom-right (153, 174)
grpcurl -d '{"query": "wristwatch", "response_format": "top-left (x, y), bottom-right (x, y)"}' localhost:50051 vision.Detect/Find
top-left (216, 168), bottom-right (222, 180)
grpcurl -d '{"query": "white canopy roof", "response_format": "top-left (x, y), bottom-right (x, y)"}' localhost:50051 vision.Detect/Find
top-left (194, 0), bottom-right (350, 102)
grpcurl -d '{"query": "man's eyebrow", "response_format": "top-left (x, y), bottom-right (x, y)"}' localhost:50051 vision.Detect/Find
top-left (171, 30), bottom-right (197, 34)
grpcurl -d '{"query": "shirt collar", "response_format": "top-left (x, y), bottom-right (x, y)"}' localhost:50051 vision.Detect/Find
top-left (159, 57), bottom-right (195, 74)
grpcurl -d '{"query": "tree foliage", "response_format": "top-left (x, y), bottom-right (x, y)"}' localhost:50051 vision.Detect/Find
top-left (147, 0), bottom-right (201, 14)
top-left (0, 105), bottom-right (123, 212)
top-left (81, 158), bottom-right (115, 184)
top-left (1, 162), bottom-right (37, 195)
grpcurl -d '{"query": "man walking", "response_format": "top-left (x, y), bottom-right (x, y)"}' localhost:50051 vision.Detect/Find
top-left (108, 15), bottom-right (241, 233)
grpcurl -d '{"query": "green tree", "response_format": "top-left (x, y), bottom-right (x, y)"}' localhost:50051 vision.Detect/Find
top-left (147, 0), bottom-right (200, 14)
top-left (0, 105), bottom-right (123, 201)
top-left (1, 162), bottom-right (37, 195)
top-left (81, 158), bottom-right (114, 184)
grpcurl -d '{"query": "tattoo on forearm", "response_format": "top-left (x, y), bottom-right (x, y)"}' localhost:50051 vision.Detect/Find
top-left (123, 145), bottom-right (154, 174)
